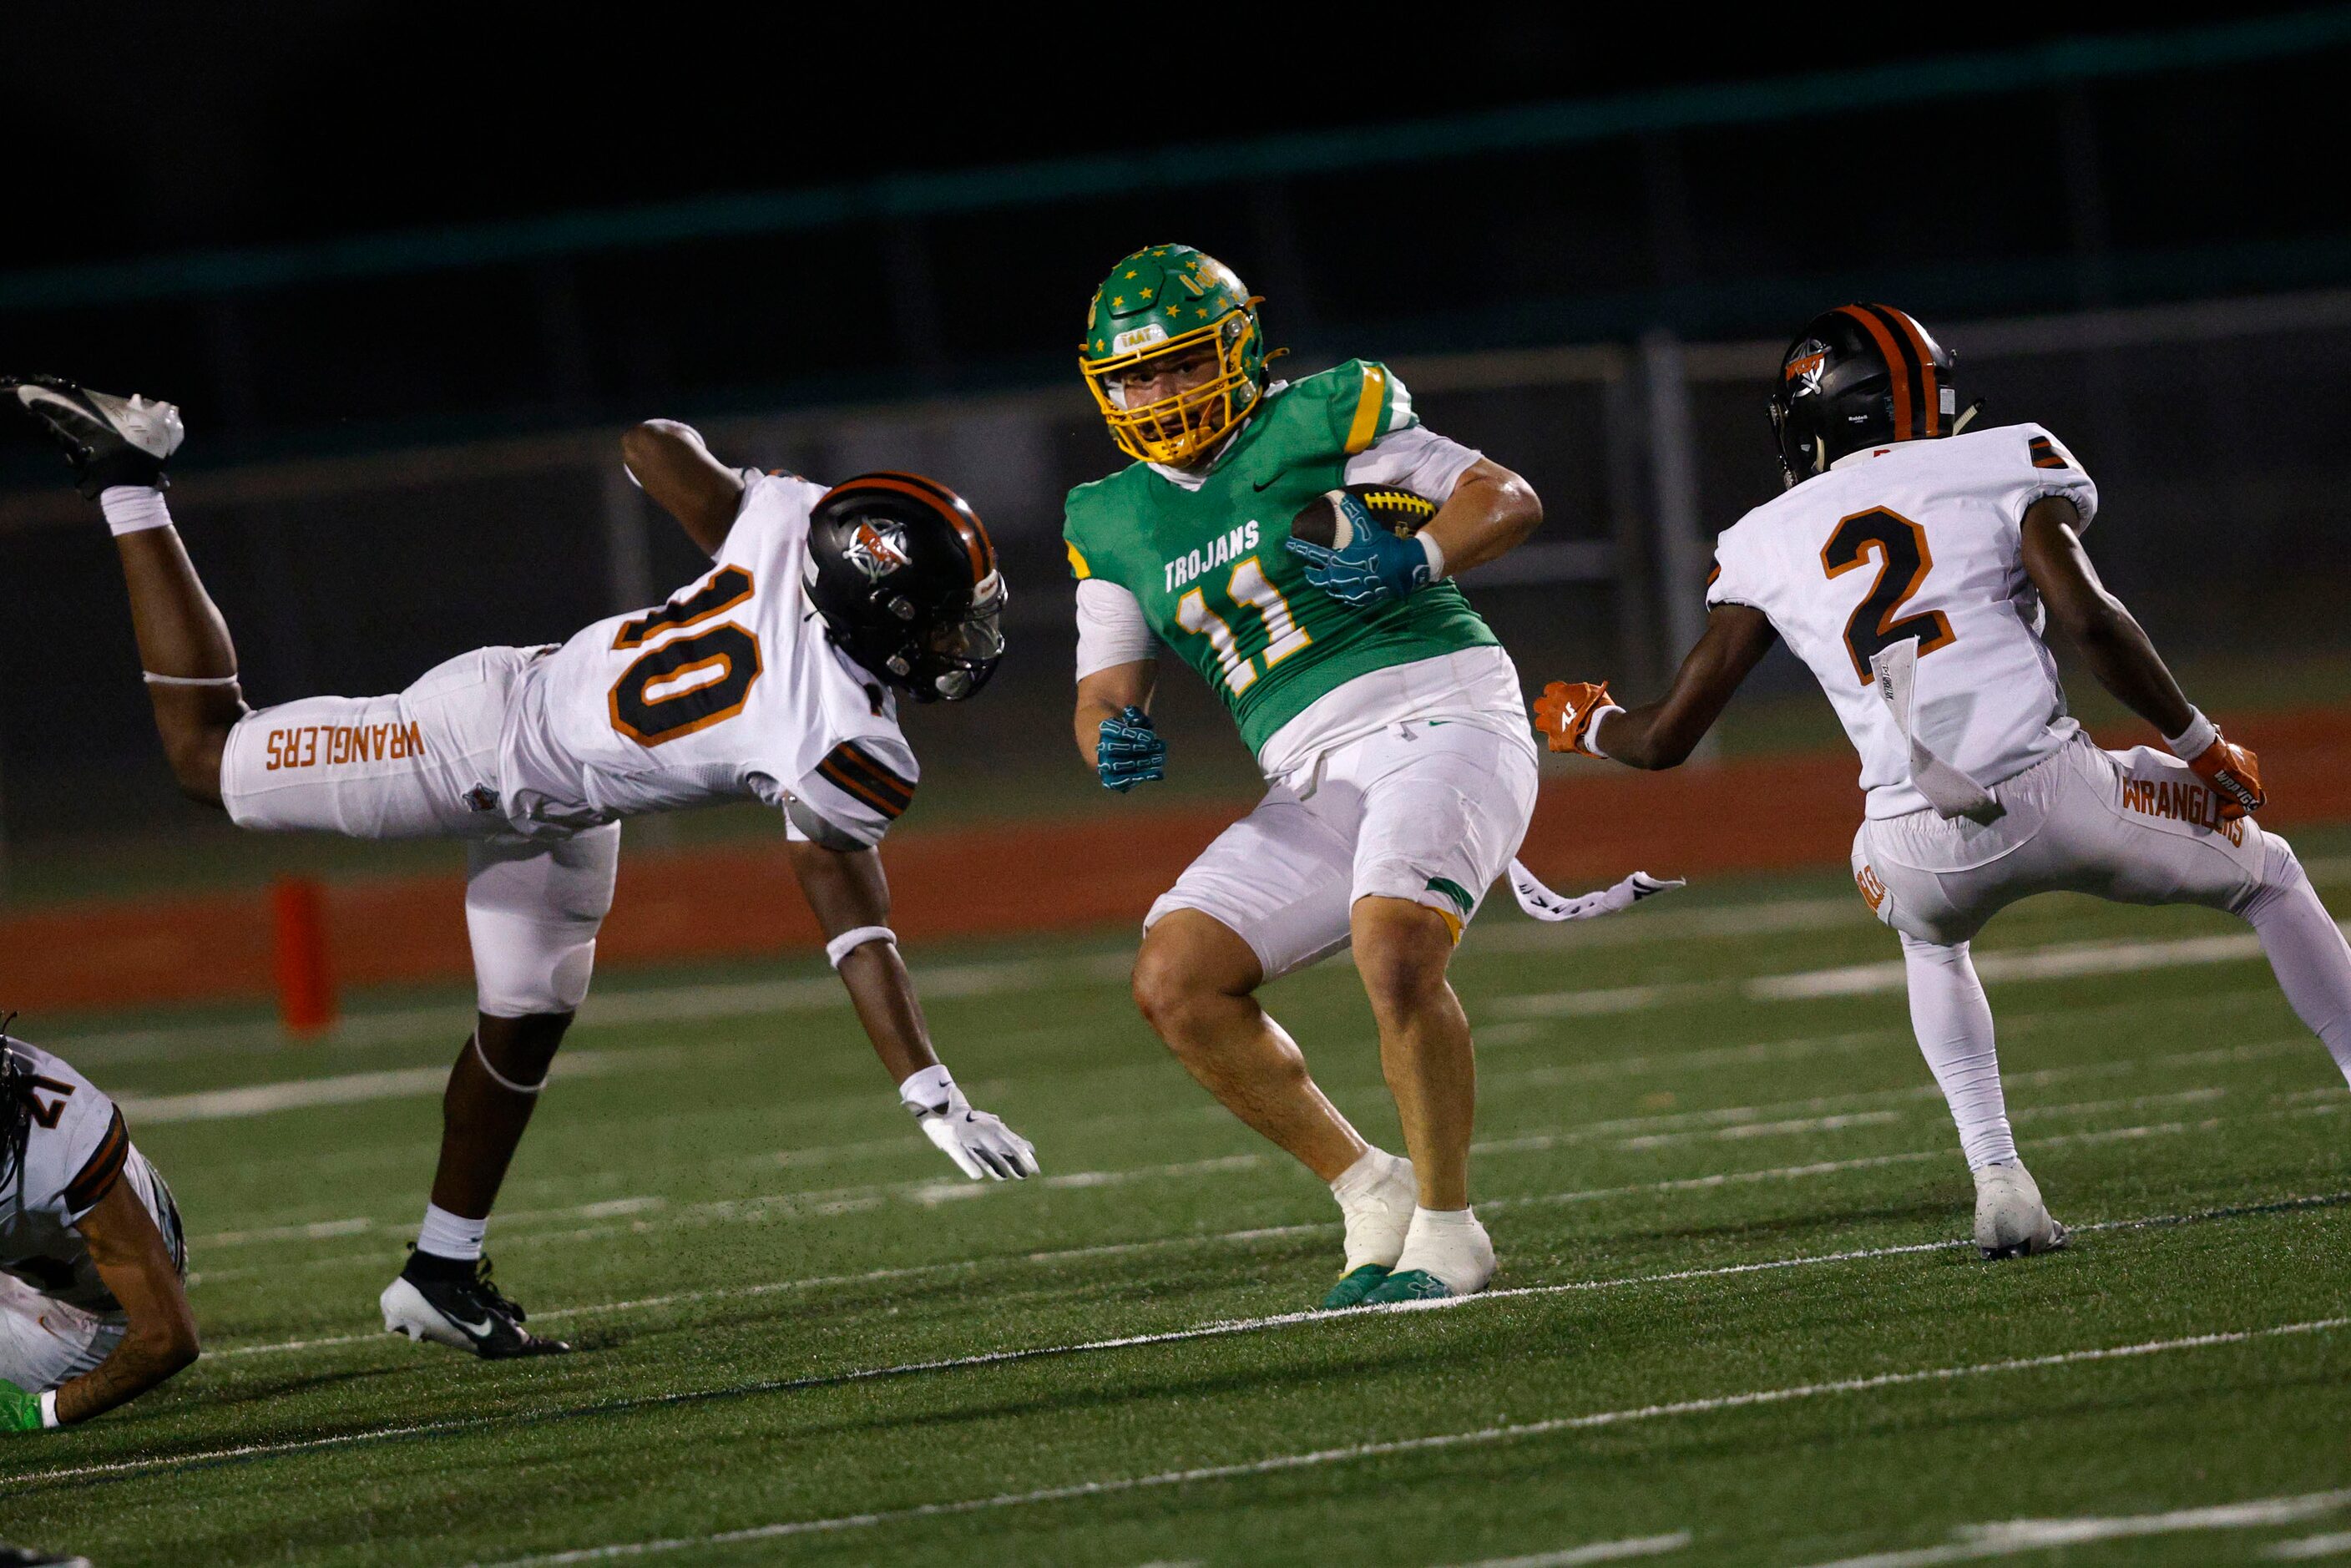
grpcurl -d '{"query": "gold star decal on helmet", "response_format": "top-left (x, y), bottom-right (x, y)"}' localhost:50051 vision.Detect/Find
top-left (1140, 286), bottom-right (1154, 299)
top-left (1125, 270), bottom-right (1138, 279)
top-left (1196, 306), bottom-right (1210, 317)
top-left (1111, 296), bottom-right (1124, 308)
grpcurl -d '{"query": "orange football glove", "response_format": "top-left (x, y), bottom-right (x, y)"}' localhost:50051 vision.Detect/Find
top-left (1534, 680), bottom-right (1620, 757)
top-left (2188, 734), bottom-right (2265, 820)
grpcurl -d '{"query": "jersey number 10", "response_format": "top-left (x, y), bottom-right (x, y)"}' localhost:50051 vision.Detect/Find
top-left (1822, 508), bottom-right (1956, 685)
top-left (1175, 555), bottom-right (1312, 695)
top-left (607, 566), bottom-right (767, 745)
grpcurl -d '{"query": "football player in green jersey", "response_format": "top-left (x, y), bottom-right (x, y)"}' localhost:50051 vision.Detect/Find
top-left (1066, 245), bottom-right (1545, 1305)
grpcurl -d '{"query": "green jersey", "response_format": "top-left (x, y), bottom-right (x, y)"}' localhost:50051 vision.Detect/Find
top-left (1063, 360), bottom-right (1499, 754)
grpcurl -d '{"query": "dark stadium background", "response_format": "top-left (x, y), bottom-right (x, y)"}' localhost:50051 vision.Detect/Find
top-left (3, 6), bottom-right (2346, 888)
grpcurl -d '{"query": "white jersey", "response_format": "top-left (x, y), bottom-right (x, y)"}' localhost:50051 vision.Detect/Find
top-left (1, 1040), bottom-right (183, 1317)
top-left (1706, 422), bottom-right (2100, 819)
top-left (501, 473), bottom-right (921, 847)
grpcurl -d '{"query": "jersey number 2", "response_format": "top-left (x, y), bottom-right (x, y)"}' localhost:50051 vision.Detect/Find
top-left (608, 567), bottom-right (766, 746)
top-left (1821, 508), bottom-right (1954, 685)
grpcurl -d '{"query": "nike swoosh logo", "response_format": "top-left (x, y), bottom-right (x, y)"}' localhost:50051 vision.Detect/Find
top-left (448, 1312), bottom-right (498, 1338)
top-left (1252, 478), bottom-right (1278, 491)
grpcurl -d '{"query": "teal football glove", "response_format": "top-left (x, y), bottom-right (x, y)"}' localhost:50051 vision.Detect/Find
top-left (1284, 492), bottom-right (1434, 607)
top-left (0, 1379), bottom-right (43, 1433)
top-left (1096, 706), bottom-right (1166, 792)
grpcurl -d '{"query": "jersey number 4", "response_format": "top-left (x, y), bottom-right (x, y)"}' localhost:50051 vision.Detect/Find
top-left (1175, 555), bottom-right (1311, 696)
top-left (608, 567), bottom-right (766, 746)
top-left (1821, 508), bottom-right (1954, 685)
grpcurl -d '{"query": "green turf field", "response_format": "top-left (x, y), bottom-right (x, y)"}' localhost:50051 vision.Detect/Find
top-left (5, 838), bottom-right (2351, 1566)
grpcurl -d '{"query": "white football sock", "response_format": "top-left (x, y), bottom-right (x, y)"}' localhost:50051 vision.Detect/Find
top-left (2237, 838), bottom-right (2351, 1085)
top-left (98, 485), bottom-right (173, 537)
top-left (417, 1203), bottom-right (488, 1262)
top-left (1901, 934), bottom-right (2018, 1170)
top-left (1330, 1148), bottom-right (1415, 1272)
top-left (1392, 1206), bottom-right (1495, 1296)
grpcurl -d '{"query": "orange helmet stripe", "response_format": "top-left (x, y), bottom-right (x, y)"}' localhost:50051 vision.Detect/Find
top-left (1835, 304), bottom-right (1914, 440)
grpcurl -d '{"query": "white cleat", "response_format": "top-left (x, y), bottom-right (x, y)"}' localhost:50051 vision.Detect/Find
top-left (1974, 1162), bottom-right (2070, 1259)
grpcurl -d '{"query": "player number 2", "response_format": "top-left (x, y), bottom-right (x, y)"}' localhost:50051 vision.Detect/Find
top-left (1821, 507), bottom-right (1956, 685)
top-left (1176, 555), bottom-right (1311, 696)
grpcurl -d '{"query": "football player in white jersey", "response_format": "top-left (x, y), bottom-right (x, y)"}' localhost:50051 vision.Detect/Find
top-left (6, 377), bottom-right (1038, 1358)
top-left (0, 1026), bottom-right (199, 1433)
top-left (1532, 305), bottom-right (2351, 1257)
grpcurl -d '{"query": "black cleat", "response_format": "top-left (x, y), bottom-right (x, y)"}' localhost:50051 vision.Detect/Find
top-left (3, 374), bottom-right (184, 497)
top-left (379, 1248), bottom-right (571, 1359)
top-left (0, 1545), bottom-right (94, 1567)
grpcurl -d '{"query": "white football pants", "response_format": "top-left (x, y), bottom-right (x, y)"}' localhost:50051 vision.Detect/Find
top-left (1853, 736), bottom-right (2351, 1169)
top-left (219, 645), bottom-right (620, 1018)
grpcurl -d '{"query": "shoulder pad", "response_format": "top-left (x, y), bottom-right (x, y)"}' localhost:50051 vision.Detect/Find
top-left (1292, 358), bottom-right (1414, 455)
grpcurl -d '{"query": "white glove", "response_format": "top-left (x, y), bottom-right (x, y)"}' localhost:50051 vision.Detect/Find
top-left (1507, 860), bottom-right (1685, 923)
top-left (898, 1065), bottom-right (1039, 1181)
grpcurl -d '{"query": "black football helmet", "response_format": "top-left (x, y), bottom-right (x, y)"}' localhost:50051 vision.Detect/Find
top-left (0, 1034), bottom-right (32, 1199)
top-left (804, 473), bottom-right (1006, 703)
top-left (1767, 304), bottom-right (1980, 488)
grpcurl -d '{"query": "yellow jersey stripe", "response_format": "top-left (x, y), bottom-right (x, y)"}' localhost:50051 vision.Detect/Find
top-left (1343, 364), bottom-right (1388, 454)
top-left (1065, 540), bottom-right (1092, 579)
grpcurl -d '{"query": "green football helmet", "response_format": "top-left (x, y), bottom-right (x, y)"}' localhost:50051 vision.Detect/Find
top-left (1078, 245), bottom-right (1268, 467)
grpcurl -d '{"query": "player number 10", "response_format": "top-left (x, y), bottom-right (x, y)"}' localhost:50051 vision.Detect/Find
top-left (1175, 555), bottom-right (1311, 695)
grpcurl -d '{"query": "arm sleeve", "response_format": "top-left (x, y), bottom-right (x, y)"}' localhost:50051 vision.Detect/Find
top-left (786, 735), bottom-right (920, 850)
top-left (1074, 578), bottom-right (1157, 681)
top-left (1342, 423), bottom-right (1484, 502)
top-left (2018, 425), bottom-right (2099, 535)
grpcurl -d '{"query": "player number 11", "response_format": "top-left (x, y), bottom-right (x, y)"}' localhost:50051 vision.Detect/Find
top-left (1175, 555), bottom-right (1312, 696)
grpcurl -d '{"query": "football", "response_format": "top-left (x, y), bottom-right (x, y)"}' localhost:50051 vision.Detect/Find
top-left (1289, 483), bottom-right (1440, 549)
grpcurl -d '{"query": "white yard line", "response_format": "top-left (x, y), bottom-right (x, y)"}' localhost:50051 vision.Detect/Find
top-left (1476, 895), bottom-right (1866, 953)
top-left (21, 1196), bottom-right (2344, 1494)
top-left (1787, 1489), bottom-right (2351, 1567)
top-left (1439, 1535), bottom-right (1694, 1567)
top-left (116, 1050), bottom-right (675, 1125)
top-left (49, 950), bottom-right (1137, 1066)
top-left (2272, 1530), bottom-right (2351, 1560)
top-left (1748, 925), bottom-right (2351, 1002)
top-left (195, 1182), bottom-right (2350, 1377)
top-left (452, 1319), bottom-right (2351, 1566)
top-left (186, 1082), bottom-right (2331, 1287)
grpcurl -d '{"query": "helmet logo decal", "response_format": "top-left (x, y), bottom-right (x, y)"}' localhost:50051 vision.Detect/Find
top-left (1113, 323), bottom-right (1169, 354)
top-left (1784, 340), bottom-right (1829, 389)
top-left (843, 519), bottom-right (914, 582)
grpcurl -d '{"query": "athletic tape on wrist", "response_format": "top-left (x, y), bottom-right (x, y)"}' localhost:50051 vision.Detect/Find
top-left (142, 670), bottom-right (240, 687)
top-left (1418, 533), bottom-right (1447, 582)
top-left (2165, 707), bottom-right (2219, 761)
top-left (470, 1032), bottom-right (549, 1095)
top-left (39, 1389), bottom-right (58, 1429)
top-left (897, 1062), bottom-right (955, 1114)
top-left (1584, 705), bottom-right (1624, 760)
top-left (826, 925), bottom-right (897, 969)
top-left (99, 486), bottom-right (173, 536)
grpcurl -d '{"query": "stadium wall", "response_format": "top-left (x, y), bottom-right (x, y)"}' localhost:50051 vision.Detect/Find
top-left (11, 708), bottom-right (2351, 1018)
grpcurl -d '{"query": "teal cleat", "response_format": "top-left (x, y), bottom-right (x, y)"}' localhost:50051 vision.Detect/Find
top-left (1320, 1264), bottom-right (1392, 1310)
top-left (1361, 1267), bottom-right (1454, 1304)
